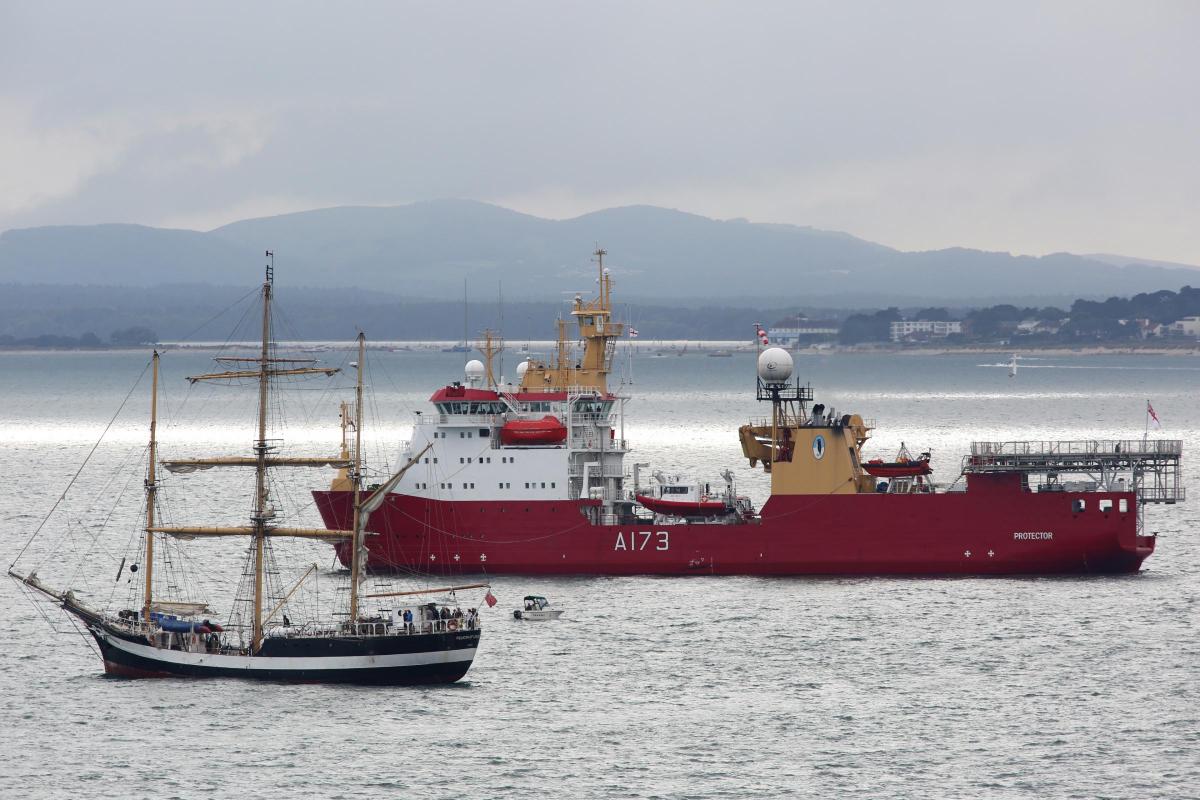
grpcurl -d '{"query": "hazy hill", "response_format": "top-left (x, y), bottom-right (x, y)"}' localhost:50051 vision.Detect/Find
top-left (1, 200), bottom-right (1196, 304)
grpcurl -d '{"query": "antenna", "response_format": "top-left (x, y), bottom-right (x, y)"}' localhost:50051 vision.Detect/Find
top-left (265, 250), bottom-right (274, 284)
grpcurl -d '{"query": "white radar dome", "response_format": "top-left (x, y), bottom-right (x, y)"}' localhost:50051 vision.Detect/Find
top-left (757, 347), bottom-right (794, 384)
top-left (465, 360), bottom-right (486, 385)
top-left (516, 360), bottom-right (530, 377)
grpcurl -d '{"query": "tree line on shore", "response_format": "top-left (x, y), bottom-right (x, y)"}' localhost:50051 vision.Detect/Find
top-left (836, 286), bottom-right (1200, 344)
top-left (2, 284), bottom-right (1198, 347)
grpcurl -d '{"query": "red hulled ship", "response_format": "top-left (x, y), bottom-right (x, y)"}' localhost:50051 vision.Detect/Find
top-left (314, 249), bottom-right (1185, 576)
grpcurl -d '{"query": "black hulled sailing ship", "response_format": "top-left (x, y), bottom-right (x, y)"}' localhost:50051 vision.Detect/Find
top-left (10, 262), bottom-right (484, 684)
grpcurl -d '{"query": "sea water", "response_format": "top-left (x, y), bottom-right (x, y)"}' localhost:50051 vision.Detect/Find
top-left (1, 349), bottom-right (1197, 799)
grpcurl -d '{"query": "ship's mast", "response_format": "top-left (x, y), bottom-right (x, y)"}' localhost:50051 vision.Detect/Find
top-left (251, 253), bottom-right (274, 651)
top-left (477, 329), bottom-right (504, 388)
top-left (348, 332), bottom-right (366, 624)
top-left (142, 350), bottom-right (160, 622)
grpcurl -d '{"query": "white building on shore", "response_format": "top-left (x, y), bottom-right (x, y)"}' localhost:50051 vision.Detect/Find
top-left (889, 320), bottom-right (963, 342)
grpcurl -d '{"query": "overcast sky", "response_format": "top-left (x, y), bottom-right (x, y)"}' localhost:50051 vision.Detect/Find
top-left (2, 2), bottom-right (1197, 263)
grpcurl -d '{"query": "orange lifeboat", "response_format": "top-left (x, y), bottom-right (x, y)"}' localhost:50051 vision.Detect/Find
top-left (500, 415), bottom-right (567, 445)
top-left (862, 442), bottom-right (932, 478)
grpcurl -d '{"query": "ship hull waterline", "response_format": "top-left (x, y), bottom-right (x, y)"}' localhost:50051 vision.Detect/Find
top-left (314, 481), bottom-right (1154, 577)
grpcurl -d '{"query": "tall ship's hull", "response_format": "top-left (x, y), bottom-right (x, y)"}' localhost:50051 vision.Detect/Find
top-left (90, 622), bottom-right (479, 684)
top-left (315, 479), bottom-right (1153, 576)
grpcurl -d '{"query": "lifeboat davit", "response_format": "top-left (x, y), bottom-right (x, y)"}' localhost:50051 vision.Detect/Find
top-left (500, 415), bottom-right (567, 445)
top-left (635, 495), bottom-right (728, 517)
top-left (862, 458), bottom-right (932, 478)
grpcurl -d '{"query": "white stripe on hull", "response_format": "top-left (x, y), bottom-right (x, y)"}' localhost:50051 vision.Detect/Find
top-left (98, 629), bottom-right (475, 672)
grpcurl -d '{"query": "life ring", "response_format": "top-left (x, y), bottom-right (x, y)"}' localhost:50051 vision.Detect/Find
top-left (447, 619), bottom-right (459, 631)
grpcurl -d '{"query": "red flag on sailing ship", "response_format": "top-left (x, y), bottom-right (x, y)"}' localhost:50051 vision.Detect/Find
top-left (1147, 400), bottom-right (1161, 427)
top-left (484, 589), bottom-right (497, 607)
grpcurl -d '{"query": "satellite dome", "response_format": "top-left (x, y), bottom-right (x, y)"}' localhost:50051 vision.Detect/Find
top-left (757, 347), bottom-right (794, 384)
top-left (516, 360), bottom-right (530, 377)
top-left (465, 360), bottom-right (485, 385)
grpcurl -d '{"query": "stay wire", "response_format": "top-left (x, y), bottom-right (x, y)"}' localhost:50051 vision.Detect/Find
top-left (10, 357), bottom-right (152, 571)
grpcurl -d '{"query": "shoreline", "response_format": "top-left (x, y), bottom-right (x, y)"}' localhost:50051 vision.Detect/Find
top-left (1, 342), bottom-right (1198, 356)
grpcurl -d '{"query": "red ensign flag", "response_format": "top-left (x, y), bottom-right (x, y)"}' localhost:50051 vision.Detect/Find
top-left (484, 589), bottom-right (497, 608)
top-left (1147, 401), bottom-right (1161, 427)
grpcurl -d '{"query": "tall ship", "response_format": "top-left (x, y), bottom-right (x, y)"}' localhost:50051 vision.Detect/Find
top-left (314, 249), bottom-right (1186, 576)
top-left (11, 263), bottom-right (484, 683)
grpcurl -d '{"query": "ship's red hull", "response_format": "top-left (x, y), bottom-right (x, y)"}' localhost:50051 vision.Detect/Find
top-left (313, 474), bottom-right (1154, 576)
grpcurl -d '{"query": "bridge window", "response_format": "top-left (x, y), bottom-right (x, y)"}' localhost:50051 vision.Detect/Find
top-left (480, 428), bottom-right (490, 437)
top-left (1119, 499), bottom-right (1129, 513)
top-left (1099, 499), bottom-right (1113, 512)
top-left (1072, 499), bottom-right (1086, 513)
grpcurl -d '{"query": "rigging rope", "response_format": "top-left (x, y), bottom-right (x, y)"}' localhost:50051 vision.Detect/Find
top-left (10, 358), bottom-right (152, 571)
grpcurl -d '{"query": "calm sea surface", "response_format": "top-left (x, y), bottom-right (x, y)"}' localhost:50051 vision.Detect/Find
top-left (2, 348), bottom-right (1197, 799)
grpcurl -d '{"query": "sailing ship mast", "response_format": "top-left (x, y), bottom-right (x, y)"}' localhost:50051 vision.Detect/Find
top-left (348, 332), bottom-right (365, 625)
top-left (142, 350), bottom-right (159, 622)
top-left (250, 255), bottom-right (274, 650)
top-left (152, 252), bottom-right (356, 651)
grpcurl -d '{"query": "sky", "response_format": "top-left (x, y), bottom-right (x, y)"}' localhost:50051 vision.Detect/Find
top-left (1, 1), bottom-right (1197, 263)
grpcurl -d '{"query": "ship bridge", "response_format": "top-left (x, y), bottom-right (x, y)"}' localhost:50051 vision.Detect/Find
top-left (965, 439), bottom-right (1184, 504)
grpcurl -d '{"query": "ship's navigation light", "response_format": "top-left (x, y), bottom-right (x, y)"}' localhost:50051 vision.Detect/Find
top-left (757, 347), bottom-right (794, 385)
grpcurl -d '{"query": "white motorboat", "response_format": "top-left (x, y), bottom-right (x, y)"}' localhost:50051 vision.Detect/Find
top-left (513, 595), bottom-right (564, 621)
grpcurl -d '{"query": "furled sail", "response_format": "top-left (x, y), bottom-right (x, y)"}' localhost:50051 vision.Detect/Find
top-left (150, 600), bottom-right (212, 616)
top-left (149, 526), bottom-right (359, 540)
top-left (162, 456), bottom-right (351, 473)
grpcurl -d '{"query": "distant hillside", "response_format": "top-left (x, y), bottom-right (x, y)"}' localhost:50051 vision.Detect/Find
top-left (1, 200), bottom-right (1196, 304)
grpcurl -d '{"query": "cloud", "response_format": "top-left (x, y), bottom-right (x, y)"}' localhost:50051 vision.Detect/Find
top-left (0, 99), bottom-right (274, 218)
top-left (0, 100), bottom-right (137, 215)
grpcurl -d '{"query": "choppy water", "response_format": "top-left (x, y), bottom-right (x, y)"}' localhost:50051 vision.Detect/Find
top-left (2, 349), bottom-right (1198, 798)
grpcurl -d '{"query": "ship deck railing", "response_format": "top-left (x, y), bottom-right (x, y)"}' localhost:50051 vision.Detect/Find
top-left (966, 439), bottom-right (1182, 472)
top-left (746, 416), bottom-right (878, 430)
top-left (966, 439), bottom-right (1184, 504)
top-left (970, 439), bottom-right (1181, 460)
